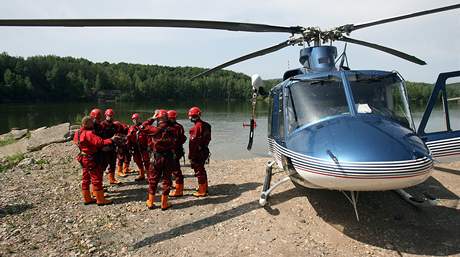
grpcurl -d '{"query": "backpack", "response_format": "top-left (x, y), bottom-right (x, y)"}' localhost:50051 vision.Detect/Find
top-left (153, 126), bottom-right (175, 152)
top-left (201, 121), bottom-right (212, 146)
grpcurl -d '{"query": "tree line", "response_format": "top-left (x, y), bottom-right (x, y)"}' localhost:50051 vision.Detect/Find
top-left (0, 52), bottom-right (458, 105)
top-left (0, 52), bottom-right (252, 103)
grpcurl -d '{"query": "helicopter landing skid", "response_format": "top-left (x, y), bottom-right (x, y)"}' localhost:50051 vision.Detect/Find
top-left (259, 160), bottom-right (290, 206)
top-left (394, 189), bottom-right (438, 208)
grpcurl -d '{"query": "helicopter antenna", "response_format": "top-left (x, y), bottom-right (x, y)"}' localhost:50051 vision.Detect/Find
top-left (335, 43), bottom-right (350, 70)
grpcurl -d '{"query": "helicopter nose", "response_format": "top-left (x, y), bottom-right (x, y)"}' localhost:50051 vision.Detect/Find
top-left (282, 115), bottom-right (432, 191)
top-left (286, 115), bottom-right (429, 162)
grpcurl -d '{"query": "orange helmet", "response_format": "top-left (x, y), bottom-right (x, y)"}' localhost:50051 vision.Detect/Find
top-left (105, 108), bottom-right (114, 117)
top-left (167, 110), bottom-right (177, 119)
top-left (188, 107), bottom-right (201, 117)
top-left (90, 108), bottom-right (102, 120)
top-left (131, 113), bottom-right (140, 120)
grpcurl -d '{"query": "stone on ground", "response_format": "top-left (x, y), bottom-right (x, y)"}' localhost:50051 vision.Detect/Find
top-left (26, 123), bottom-right (70, 151)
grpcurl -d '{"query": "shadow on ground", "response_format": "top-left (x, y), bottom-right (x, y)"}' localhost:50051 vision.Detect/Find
top-left (0, 203), bottom-right (33, 218)
top-left (109, 182), bottom-right (261, 206)
top-left (132, 182), bottom-right (307, 250)
top-left (131, 174), bottom-right (459, 255)
top-left (172, 182), bottom-right (261, 210)
top-left (434, 165), bottom-right (460, 175)
top-left (301, 176), bottom-right (460, 256)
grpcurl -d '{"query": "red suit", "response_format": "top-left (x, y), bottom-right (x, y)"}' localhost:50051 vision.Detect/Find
top-left (143, 121), bottom-right (176, 196)
top-left (99, 120), bottom-right (125, 175)
top-left (127, 123), bottom-right (150, 177)
top-left (74, 128), bottom-right (112, 191)
top-left (142, 118), bottom-right (156, 127)
top-left (189, 119), bottom-right (211, 184)
top-left (170, 121), bottom-right (187, 184)
top-left (116, 122), bottom-right (131, 171)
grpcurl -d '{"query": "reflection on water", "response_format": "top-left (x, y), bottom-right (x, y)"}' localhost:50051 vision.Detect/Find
top-left (0, 100), bottom-right (270, 160)
top-left (1, 100), bottom-right (458, 160)
top-left (412, 104), bottom-right (460, 133)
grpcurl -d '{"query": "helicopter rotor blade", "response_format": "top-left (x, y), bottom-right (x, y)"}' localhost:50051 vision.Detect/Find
top-left (338, 36), bottom-right (426, 65)
top-left (344, 3), bottom-right (460, 32)
top-left (191, 39), bottom-right (296, 79)
top-left (0, 19), bottom-right (303, 34)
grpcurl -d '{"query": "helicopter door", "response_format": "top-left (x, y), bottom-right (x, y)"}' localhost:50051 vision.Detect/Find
top-left (417, 71), bottom-right (460, 161)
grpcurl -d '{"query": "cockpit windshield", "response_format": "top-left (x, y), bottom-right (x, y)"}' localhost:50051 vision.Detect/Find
top-left (287, 76), bottom-right (349, 132)
top-left (348, 73), bottom-right (414, 129)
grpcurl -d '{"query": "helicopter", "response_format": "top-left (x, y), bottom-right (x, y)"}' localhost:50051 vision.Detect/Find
top-left (1, 3), bottom-right (459, 220)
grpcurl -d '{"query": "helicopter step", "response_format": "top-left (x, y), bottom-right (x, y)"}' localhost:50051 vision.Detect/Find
top-left (259, 160), bottom-right (290, 206)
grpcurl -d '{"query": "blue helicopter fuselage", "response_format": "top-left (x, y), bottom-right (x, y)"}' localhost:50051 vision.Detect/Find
top-left (268, 69), bottom-right (433, 191)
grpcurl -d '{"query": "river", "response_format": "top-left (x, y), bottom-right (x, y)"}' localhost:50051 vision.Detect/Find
top-left (0, 101), bottom-right (270, 160)
top-left (0, 101), bottom-right (457, 160)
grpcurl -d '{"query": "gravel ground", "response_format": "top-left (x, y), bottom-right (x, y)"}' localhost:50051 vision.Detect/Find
top-left (0, 141), bottom-right (459, 257)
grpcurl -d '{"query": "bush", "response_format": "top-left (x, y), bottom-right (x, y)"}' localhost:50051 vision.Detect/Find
top-left (0, 153), bottom-right (25, 173)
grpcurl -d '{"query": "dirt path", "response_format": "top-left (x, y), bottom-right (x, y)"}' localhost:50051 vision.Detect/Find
top-left (0, 142), bottom-right (459, 257)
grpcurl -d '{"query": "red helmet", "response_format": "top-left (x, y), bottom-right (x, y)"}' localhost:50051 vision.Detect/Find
top-left (105, 108), bottom-right (114, 117)
top-left (90, 108), bottom-right (102, 120)
top-left (188, 107), bottom-right (201, 117)
top-left (131, 113), bottom-right (140, 120)
top-left (157, 110), bottom-right (168, 119)
top-left (167, 110), bottom-right (177, 119)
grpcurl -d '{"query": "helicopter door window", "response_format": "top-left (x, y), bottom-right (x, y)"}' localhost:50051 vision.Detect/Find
top-left (444, 78), bottom-right (460, 131)
top-left (423, 77), bottom-right (460, 132)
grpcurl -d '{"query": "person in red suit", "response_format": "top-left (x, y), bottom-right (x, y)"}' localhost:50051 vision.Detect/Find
top-left (115, 121), bottom-right (133, 178)
top-left (74, 116), bottom-right (114, 205)
top-left (142, 110), bottom-right (176, 210)
top-left (188, 107), bottom-right (211, 197)
top-left (99, 108), bottom-right (125, 185)
top-left (167, 110), bottom-right (187, 197)
top-left (127, 113), bottom-right (149, 181)
top-left (90, 108), bottom-right (103, 134)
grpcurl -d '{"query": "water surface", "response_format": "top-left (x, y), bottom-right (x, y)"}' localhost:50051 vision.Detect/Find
top-left (0, 101), bottom-right (457, 160)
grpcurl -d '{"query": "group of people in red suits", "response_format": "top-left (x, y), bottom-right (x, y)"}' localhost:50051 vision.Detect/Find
top-left (73, 106), bottom-right (211, 210)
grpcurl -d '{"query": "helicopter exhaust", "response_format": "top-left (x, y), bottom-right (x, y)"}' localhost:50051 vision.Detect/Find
top-left (299, 46), bottom-right (337, 72)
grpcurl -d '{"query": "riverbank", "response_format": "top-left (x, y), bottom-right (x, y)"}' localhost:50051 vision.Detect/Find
top-left (0, 141), bottom-right (459, 257)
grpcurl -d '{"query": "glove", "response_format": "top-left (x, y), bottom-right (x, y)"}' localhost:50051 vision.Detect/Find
top-left (111, 135), bottom-right (122, 145)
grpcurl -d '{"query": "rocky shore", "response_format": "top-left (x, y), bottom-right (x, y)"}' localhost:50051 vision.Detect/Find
top-left (0, 138), bottom-right (459, 256)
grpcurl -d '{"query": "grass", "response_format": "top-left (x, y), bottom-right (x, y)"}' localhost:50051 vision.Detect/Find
top-left (0, 136), bottom-right (16, 147)
top-left (0, 153), bottom-right (25, 173)
top-left (35, 159), bottom-right (49, 165)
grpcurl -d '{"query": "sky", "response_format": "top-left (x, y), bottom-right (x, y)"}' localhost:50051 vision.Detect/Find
top-left (1, 0), bottom-right (459, 82)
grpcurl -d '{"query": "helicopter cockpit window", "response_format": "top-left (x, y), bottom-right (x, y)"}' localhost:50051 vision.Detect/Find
top-left (288, 77), bottom-right (349, 131)
top-left (348, 73), bottom-right (414, 129)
